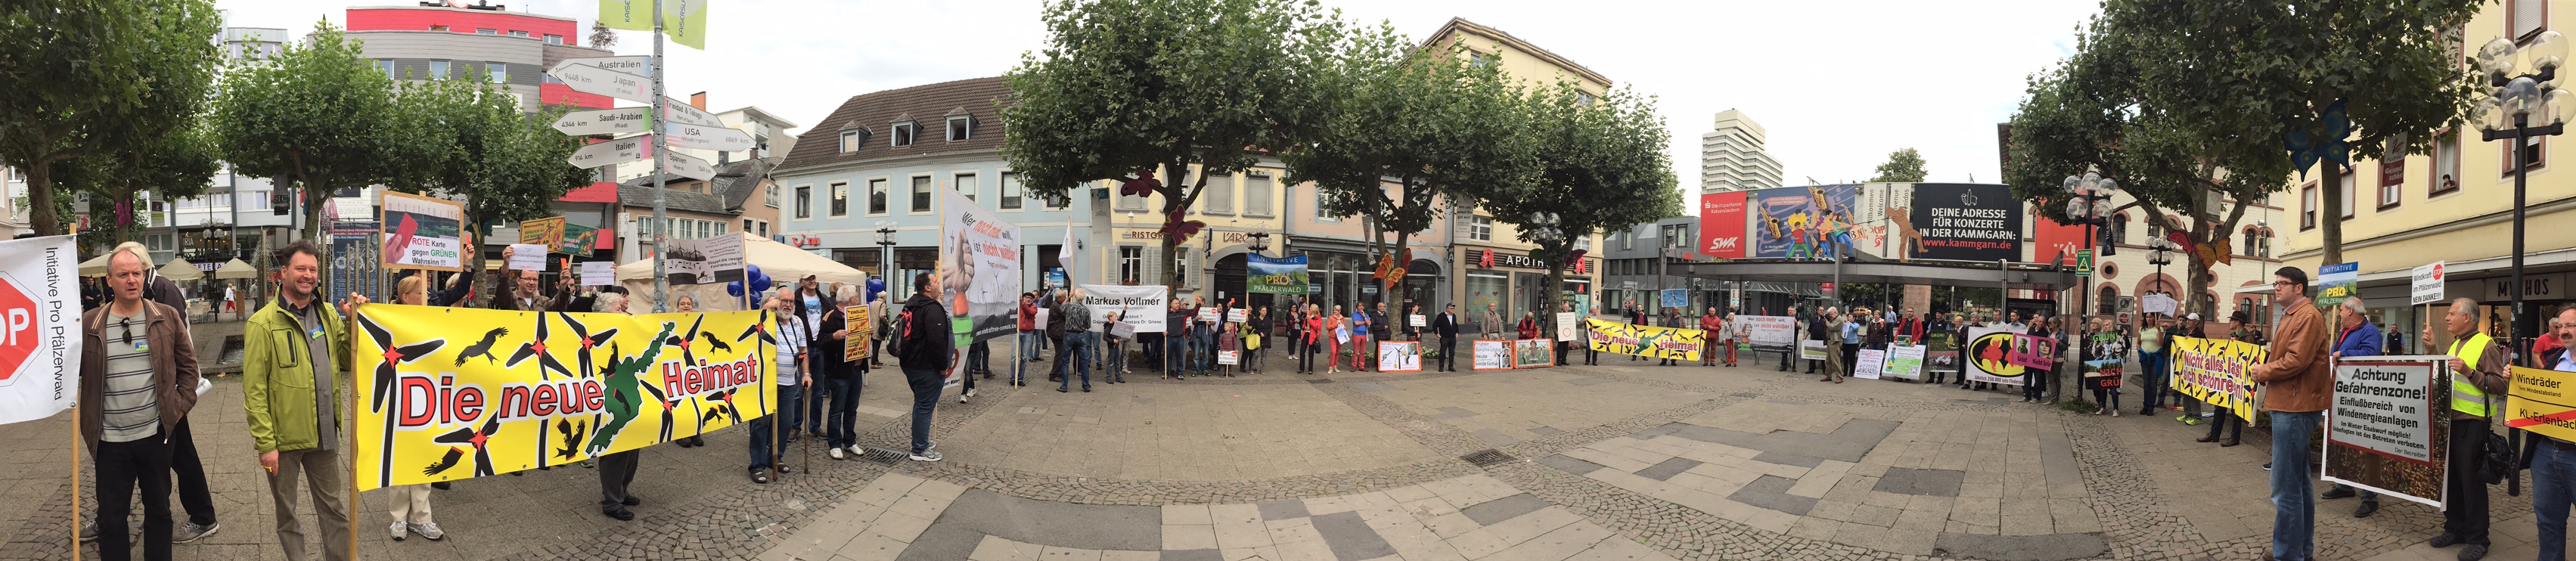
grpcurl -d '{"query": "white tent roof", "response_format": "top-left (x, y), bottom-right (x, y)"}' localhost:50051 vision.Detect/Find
top-left (158, 259), bottom-right (203, 281)
top-left (614, 232), bottom-right (867, 311)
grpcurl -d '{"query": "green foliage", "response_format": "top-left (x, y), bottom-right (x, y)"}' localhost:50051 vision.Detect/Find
top-left (1481, 82), bottom-right (1678, 318)
top-left (384, 77), bottom-right (585, 236)
top-left (212, 20), bottom-right (401, 243)
top-left (1000, 0), bottom-right (1343, 287)
top-left (0, 0), bottom-right (224, 235)
top-left (1869, 148), bottom-right (1928, 183)
top-left (1283, 23), bottom-right (1534, 284)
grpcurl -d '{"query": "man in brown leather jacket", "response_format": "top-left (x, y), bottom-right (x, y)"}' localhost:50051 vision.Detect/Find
top-left (81, 245), bottom-right (202, 561)
top-left (2246, 267), bottom-right (2327, 561)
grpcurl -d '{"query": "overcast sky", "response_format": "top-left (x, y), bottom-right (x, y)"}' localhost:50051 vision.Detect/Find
top-left (218, 0), bottom-right (2101, 194)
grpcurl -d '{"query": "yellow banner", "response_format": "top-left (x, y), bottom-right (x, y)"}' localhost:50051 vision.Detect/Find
top-left (2170, 336), bottom-right (2264, 422)
top-left (2507, 365), bottom-right (2576, 442)
top-left (1585, 319), bottom-right (1702, 361)
top-left (351, 305), bottom-right (774, 491)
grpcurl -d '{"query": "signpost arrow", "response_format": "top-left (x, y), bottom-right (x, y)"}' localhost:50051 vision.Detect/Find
top-left (660, 122), bottom-right (755, 152)
top-left (660, 149), bottom-right (715, 181)
top-left (567, 135), bottom-right (653, 169)
top-left (660, 96), bottom-right (722, 127)
top-left (548, 56), bottom-right (652, 78)
top-left (550, 107), bottom-right (653, 136)
top-left (546, 64), bottom-right (652, 104)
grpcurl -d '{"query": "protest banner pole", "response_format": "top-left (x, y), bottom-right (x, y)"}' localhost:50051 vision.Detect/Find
top-left (70, 426), bottom-right (81, 560)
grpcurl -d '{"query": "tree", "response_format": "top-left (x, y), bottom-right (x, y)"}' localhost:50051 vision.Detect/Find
top-left (589, 20), bottom-right (619, 48)
top-left (97, 125), bottom-right (222, 244)
top-left (1869, 148), bottom-right (1928, 182)
top-left (2103, 0), bottom-right (2480, 265)
top-left (1481, 82), bottom-right (1680, 324)
top-left (1001, 0), bottom-right (1342, 290)
top-left (0, 0), bottom-right (224, 235)
top-left (1284, 24), bottom-right (1533, 298)
top-left (212, 21), bottom-right (402, 244)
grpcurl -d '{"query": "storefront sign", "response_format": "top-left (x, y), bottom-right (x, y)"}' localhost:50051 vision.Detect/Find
top-left (1698, 191), bottom-right (1748, 259)
top-left (1465, 248), bottom-right (1587, 271)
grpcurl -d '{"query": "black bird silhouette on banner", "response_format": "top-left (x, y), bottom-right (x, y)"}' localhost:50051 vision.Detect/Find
top-left (503, 313), bottom-right (574, 381)
top-left (423, 414), bottom-right (504, 478)
top-left (553, 418), bottom-right (588, 461)
top-left (454, 327), bottom-right (509, 366)
top-left (700, 332), bottom-right (734, 354)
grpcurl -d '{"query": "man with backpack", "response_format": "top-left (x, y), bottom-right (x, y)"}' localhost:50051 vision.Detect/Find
top-left (889, 272), bottom-right (954, 462)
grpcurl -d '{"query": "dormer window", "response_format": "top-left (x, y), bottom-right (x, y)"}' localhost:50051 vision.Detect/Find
top-left (891, 120), bottom-right (916, 147)
top-left (945, 108), bottom-right (976, 141)
top-left (840, 131), bottom-right (859, 153)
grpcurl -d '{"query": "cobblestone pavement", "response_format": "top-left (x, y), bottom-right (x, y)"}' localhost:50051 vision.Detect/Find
top-left (5, 341), bottom-right (2562, 560)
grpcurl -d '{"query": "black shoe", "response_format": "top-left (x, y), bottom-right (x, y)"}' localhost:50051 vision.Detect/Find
top-left (2320, 487), bottom-right (2356, 500)
top-left (2353, 501), bottom-right (2379, 518)
top-left (2459, 544), bottom-right (2488, 561)
top-left (2430, 532), bottom-right (2461, 548)
top-left (1083, 386), bottom-right (1092, 392)
top-left (431, 481), bottom-right (452, 490)
top-left (602, 507), bottom-right (634, 521)
top-left (622, 494), bottom-right (641, 506)
top-left (776, 464), bottom-right (791, 474)
top-left (1057, 387), bottom-right (1068, 392)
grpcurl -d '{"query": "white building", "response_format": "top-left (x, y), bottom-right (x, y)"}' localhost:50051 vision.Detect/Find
top-left (614, 93), bottom-right (800, 183)
top-left (1699, 109), bottom-right (1782, 193)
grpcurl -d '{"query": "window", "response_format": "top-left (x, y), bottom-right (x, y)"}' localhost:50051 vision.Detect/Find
top-left (2301, 183), bottom-right (2317, 230)
top-left (829, 182), bottom-right (849, 217)
top-left (1467, 215), bottom-right (1493, 241)
top-left (1044, 190), bottom-right (1069, 209)
top-left (2107, 213), bottom-right (2128, 245)
top-left (1574, 235), bottom-right (1590, 251)
top-left (867, 178), bottom-right (888, 215)
top-left (1000, 172), bottom-right (1023, 209)
top-left (743, 219), bottom-right (753, 233)
top-left (2379, 133), bottom-right (2405, 209)
top-left (2339, 168), bottom-right (2357, 219)
top-left (758, 221), bottom-right (769, 237)
top-left (840, 131), bottom-right (859, 153)
top-left (793, 185), bottom-right (812, 219)
top-left (1576, 91), bottom-right (1595, 106)
top-left (2433, 129), bottom-right (2463, 196)
top-left (1202, 173), bottom-right (1233, 215)
top-left (911, 175), bottom-right (933, 212)
top-left (946, 115), bottom-right (972, 141)
top-left (2512, 0), bottom-right (2549, 42)
top-left (2145, 216), bottom-right (2165, 243)
top-left (2503, 135), bottom-right (2547, 175)
top-left (1662, 225), bottom-right (1688, 249)
top-left (375, 59), bottom-right (395, 77)
top-left (1119, 247), bottom-right (1144, 285)
top-left (544, 34), bottom-right (563, 45)
top-left (1619, 229), bottom-right (1632, 250)
top-left (891, 122), bottom-right (915, 147)
top-left (2245, 228), bottom-right (2263, 259)
top-left (486, 61), bottom-right (507, 83)
top-left (430, 60), bottom-right (451, 80)
top-left (1244, 174), bottom-right (1274, 216)
top-left (510, 30), bottom-right (529, 37)
top-left (1468, 50), bottom-right (1497, 68)
top-left (1118, 180), bottom-right (1147, 211)
top-left (765, 183), bottom-right (779, 207)
top-left (476, 28), bottom-right (496, 35)
top-left (2098, 287), bottom-right (2119, 315)
top-left (954, 173), bottom-right (977, 202)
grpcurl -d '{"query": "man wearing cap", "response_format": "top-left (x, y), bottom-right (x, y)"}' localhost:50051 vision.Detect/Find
top-left (2418, 297), bottom-right (2511, 561)
top-left (2522, 308), bottom-right (2576, 561)
top-left (2244, 267), bottom-right (2332, 561)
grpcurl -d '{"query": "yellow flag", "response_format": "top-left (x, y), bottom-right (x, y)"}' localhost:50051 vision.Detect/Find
top-left (597, 0), bottom-right (650, 31)
top-left (663, 0), bottom-right (709, 50)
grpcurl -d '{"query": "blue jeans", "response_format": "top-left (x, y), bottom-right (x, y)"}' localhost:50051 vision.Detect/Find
top-left (967, 340), bottom-right (991, 375)
top-left (1060, 332), bottom-right (1092, 390)
top-left (903, 369), bottom-right (942, 453)
top-left (1165, 334), bottom-right (1184, 376)
top-left (2137, 352), bottom-right (2168, 410)
top-left (1018, 332), bottom-right (1044, 383)
top-left (749, 382), bottom-right (802, 472)
top-left (2535, 440), bottom-right (2576, 561)
top-left (1104, 336), bottom-right (1125, 379)
top-left (824, 377), bottom-right (860, 449)
top-left (2269, 411), bottom-right (2322, 561)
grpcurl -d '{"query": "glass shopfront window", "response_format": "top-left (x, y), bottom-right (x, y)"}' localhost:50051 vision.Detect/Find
top-left (1465, 272), bottom-right (1509, 327)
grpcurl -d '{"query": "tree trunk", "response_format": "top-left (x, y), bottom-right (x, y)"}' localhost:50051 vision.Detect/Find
top-left (2319, 163), bottom-right (2344, 265)
top-left (1157, 162), bottom-right (1200, 295)
top-left (26, 162), bottom-right (59, 236)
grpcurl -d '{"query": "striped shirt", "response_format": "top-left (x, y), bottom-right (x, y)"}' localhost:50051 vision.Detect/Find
top-left (99, 311), bottom-right (158, 443)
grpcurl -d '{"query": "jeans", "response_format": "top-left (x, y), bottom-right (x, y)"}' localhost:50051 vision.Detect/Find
top-left (2534, 439), bottom-right (2576, 561)
top-left (2444, 417), bottom-right (2492, 546)
top-left (1018, 332), bottom-right (1044, 384)
top-left (167, 419), bottom-right (215, 527)
top-left (2269, 411), bottom-right (2322, 561)
top-left (1439, 336), bottom-right (1457, 371)
top-left (1166, 335), bottom-right (1186, 376)
top-left (1060, 332), bottom-right (1092, 390)
top-left (824, 377), bottom-right (861, 449)
top-left (749, 383), bottom-right (802, 472)
top-left (1104, 336), bottom-right (1125, 380)
top-left (967, 340), bottom-right (991, 375)
top-left (803, 371), bottom-right (827, 435)
top-left (904, 369), bottom-right (942, 453)
top-left (98, 432), bottom-right (175, 561)
top-left (2137, 352), bottom-right (2168, 410)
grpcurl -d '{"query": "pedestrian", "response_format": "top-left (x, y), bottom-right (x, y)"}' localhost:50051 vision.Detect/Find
top-left (1830, 308), bottom-right (1855, 382)
top-left (1584, 305), bottom-right (1604, 366)
top-left (1044, 289), bottom-right (1069, 384)
top-left (1215, 300), bottom-right (1240, 377)
top-left (1102, 311), bottom-right (1128, 383)
top-left (2244, 267), bottom-right (2333, 561)
top-left (2521, 308), bottom-right (2576, 561)
top-left (1926, 312), bottom-right (1955, 384)
top-left (1017, 292), bottom-right (1041, 387)
top-left (1777, 305), bottom-right (1802, 371)
top-left (1326, 305), bottom-right (1349, 374)
top-left (379, 275), bottom-right (446, 541)
top-left (2177, 312), bottom-right (2210, 425)
top-left (2136, 316), bottom-right (2170, 417)
top-left (1703, 308), bottom-right (1727, 367)
top-left (1554, 302), bottom-right (1573, 366)
top-left (1248, 306), bottom-right (1273, 374)
top-left (222, 283), bottom-right (237, 319)
top-left (895, 272), bottom-right (954, 462)
top-left (2199, 313), bottom-right (2251, 441)
top-left (78, 244), bottom-right (225, 546)
top-left (1352, 302), bottom-right (1376, 370)
top-left (242, 241), bottom-right (359, 560)
top-left (1518, 311), bottom-right (1541, 340)
top-left (1281, 299), bottom-right (1303, 372)
top-left (1628, 302), bottom-right (1647, 361)
top-left (2320, 298), bottom-right (2385, 517)
top-left (1808, 306), bottom-right (1833, 375)
top-left (1165, 300), bottom-right (1189, 379)
top-left (1058, 289), bottom-right (1094, 392)
top-left (2084, 319), bottom-right (2123, 416)
top-left (84, 243), bottom-right (205, 561)
top-left (823, 286), bottom-right (868, 460)
top-left (2417, 296), bottom-right (2510, 561)
top-left (749, 292), bottom-right (806, 483)
top-left (1434, 303), bottom-right (1461, 371)
top-left (2023, 317), bottom-right (2053, 402)
top-left (1482, 302), bottom-right (1504, 341)
top-left (1301, 304), bottom-right (1324, 374)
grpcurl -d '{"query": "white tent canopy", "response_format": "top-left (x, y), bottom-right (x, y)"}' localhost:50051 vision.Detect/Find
top-left (216, 259), bottom-right (259, 280)
top-left (615, 232), bottom-right (868, 311)
top-left (158, 259), bottom-right (203, 281)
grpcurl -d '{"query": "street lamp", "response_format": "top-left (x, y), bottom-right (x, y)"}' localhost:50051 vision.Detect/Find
top-left (875, 224), bottom-right (898, 295)
top-left (2146, 237), bottom-right (2174, 326)
top-left (2473, 30), bottom-right (2569, 356)
top-left (2060, 172), bottom-right (2122, 402)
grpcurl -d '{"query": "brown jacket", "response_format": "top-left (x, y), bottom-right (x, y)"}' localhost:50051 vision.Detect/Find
top-left (2249, 296), bottom-right (2330, 412)
top-left (79, 299), bottom-right (202, 453)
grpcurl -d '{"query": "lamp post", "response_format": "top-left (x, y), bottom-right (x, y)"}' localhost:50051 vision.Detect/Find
top-left (875, 224), bottom-right (898, 293)
top-left (2147, 238), bottom-right (2174, 329)
top-left (1527, 212), bottom-right (1565, 319)
top-left (2472, 30), bottom-right (2569, 359)
top-left (2061, 172), bottom-right (2121, 402)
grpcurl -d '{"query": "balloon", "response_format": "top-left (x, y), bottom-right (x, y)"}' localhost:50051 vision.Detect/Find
top-left (867, 278), bottom-right (886, 303)
top-left (746, 265), bottom-right (773, 294)
top-left (727, 281), bottom-right (743, 297)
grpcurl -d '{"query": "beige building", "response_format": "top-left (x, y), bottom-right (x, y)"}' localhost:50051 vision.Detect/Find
top-left (2278, 0), bottom-right (2574, 352)
top-left (1419, 17), bottom-right (1610, 327)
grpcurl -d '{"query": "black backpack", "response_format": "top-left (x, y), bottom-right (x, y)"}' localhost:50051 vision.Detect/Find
top-left (883, 307), bottom-right (919, 359)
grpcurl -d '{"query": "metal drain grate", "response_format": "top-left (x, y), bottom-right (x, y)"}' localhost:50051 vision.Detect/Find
top-left (1460, 449), bottom-right (1516, 468)
top-left (858, 448), bottom-right (901, 466)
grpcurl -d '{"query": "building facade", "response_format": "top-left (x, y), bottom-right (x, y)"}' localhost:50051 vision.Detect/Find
top-left (1700, 109), bottom-right (1783, 194)
top-left (1418, 17), bottom-right (1609, 330)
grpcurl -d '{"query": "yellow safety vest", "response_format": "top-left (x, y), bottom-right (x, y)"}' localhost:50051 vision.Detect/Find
top-left (2450, 332), bottom-right (2495, 415)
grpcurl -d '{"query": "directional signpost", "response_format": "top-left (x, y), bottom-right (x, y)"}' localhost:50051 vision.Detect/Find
top-left (550, 107), bottom-right (655, 136)
top-left (548, 55), bottom-right (652, 78)
top-left (661, 122), bottom-right (754, 152)
top-left (660, 96), bottom-right (722, 127)
top-left (549, 63), bottom-right (653, 104)
top-left (584, 0), bottom-right (715, 313)
top-left (660, 150), bottom-right (715, 181)
top-left (566, 135), bottom-right (654, 169)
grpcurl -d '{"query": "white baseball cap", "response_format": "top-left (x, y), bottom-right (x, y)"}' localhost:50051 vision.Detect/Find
top-left (2185, 313), bottom-right (2200, 320)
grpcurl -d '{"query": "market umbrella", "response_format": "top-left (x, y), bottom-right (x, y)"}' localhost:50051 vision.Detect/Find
top-left (215, 259), bottom-right (259, 280)
top-left (616, 232), bottom-right (871, 311)
top-left (77, 253), bottom-right (115, 277)
top-left (158, 259), bottom-right (204, 281)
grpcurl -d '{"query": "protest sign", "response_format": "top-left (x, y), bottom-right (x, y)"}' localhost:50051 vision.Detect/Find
top-left (1199, 307), bottom-right (1220, 324)
top-left (1108, 321), bottom-right (1137, 339)
top-left (1377, 341), bottom-right (1422, 372)
top-left (0, 236), bottom-right (79, 426)
top-left (1412, 315), bottom-right (1429, 327)
top-left (1516, 339), bottom-right (1555, 368)
top-left (1744, 316), bottom-right (1797, 347)
top-left (1924, 333), bottom-right (1960, 377)
top-left (1965, 327), bottom-right (2038, 386)
top-left (1853, 349), bottom-right (1886, 380)
top-left (520, 216), bottom-right (568, 253)
top-left (1585, 318), bottom-right (1703, 361)
top-left (1882, 345), bottom-right (1926, 380)
top-left (844, 305), bottom-right (873, 362)
top-left (507, 244), bottom-right (548, 271)
top-left (937, 189), bottom-right (1020, 345)
top-left (1473, 340), bottom-right (1513, 370)
top-left (663, 234), bottom-right (745, 285)
top-left (380, 191), bottom-right (466, 271)
top-left (2508, 364), bottom-right (2576, 445)
top-left (351, 306), bottom-right (771, 491)
top-left (579, 262), bottom-right (616, 286)
top-left (2412, 262), bottom-right (2447, 305)
top-left (1555, 311), bottom-right (1578, 342)
top-left (1228, 308), bottom-right (1248, 323)
top-left (1078, 284), bottom-right (1165, 333)
top-left (1218, 351), bottom-right (1240, 365)
top-left (2326, 357), bottom-right (2450, 508)
top-left (2170, 336), bottom-right (2264, 421)
top-left (1247, 254), bottom-right (1309, 295)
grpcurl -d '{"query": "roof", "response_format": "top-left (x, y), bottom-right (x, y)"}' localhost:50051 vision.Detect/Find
top-left (717, 106), bottom-right (799, 130)
top-left (717, 157), bottom-right (781, 210)
top-left (618, 155), bottom-right (781, 215)
top-left (774, 76), bottom-right (1013, 175)
top-left (1417, 17), bottom-right (1612, 88)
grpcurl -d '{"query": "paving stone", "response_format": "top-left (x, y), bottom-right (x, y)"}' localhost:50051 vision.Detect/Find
top-left (1724, 476), bottom-right (1816, 516)
top-left (1257, 499), bottom-right (1311, 521)
top-left (1873, 468), bottom-right (1966, 497)
top-left (1307, 511), bottom-right (1397, 561)
top-left (1457, 494), bottom-right (1550, 526)
top-left (1631, 457), bottom-right (1702, 482)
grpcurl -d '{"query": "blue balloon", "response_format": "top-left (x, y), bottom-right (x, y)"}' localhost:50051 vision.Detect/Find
top-left (726, 281), bottom-right (743, 297)
top-left (866, 278), bottom-right (886, 303)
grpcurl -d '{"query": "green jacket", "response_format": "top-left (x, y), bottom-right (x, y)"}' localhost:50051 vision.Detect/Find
top-left (242, 296), bottom-right (351, 454)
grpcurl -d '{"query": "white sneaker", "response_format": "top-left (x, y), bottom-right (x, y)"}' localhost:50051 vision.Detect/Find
top-left (828, 448), bottom-right (846, 460)
top-left (959, 393), bottom-right (970, 404)
top-left (2112, 409), bottom-right (2121, 417)
top-left (390, 521), bottom-right (407, 541)
top-left (909, 445), bottom-right (943, 462)
top-left (964, 387), bottom-right (977, 398)
top-left (847, 445), bottom-right (867, 457)
top-left (409, 522), bottom-right (445, 541)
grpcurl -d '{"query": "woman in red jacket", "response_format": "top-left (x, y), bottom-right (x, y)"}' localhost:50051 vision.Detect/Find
top-left (1517, 311), bottom-right (1541, 340)
top-left (1702, 308), bottom-right (1727, 366)
top-left (1324, 305), bottom-right (1348, 373)
top-left (1300, 304), bottom-right (1324, 374)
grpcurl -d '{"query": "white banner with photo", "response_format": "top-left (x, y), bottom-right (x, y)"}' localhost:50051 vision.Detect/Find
top-left (940, 189), bottom-right (1022, 386)
top-left (1079, 284), bottom-right (1167, 333)
top-left (664, 234), bottom-right (745, 285)
top-left (1743, 315), bottom-right (1798, 347)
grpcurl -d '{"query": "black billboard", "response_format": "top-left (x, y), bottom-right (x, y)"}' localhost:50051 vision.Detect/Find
top-left (1906, 183), bottom-right (2022, 262)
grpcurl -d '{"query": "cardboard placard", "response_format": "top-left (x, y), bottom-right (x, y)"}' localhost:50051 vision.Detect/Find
top-left (844, 304), bottom-right (873, 361)
top-left (520, 216), bottom-right (568, 253)
top-left (1228, 308), bottom-right (1248, 323)
top-left (1376, 341), bottom-right (1422, 372)
top-left (1853, 349), bottom-right (1886, 380)
top-left (579, 261), bottom-right (616, 286)
top-left (1514, 339), bottom-right (1554, 368)
top-left (1472, 339), bottom-right (1513, 370)
top-left (507, 244), bottom-right (548, 271)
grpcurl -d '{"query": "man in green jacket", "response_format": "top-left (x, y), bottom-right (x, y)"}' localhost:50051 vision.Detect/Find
top-left (242, 242), bottom-right (364, 561)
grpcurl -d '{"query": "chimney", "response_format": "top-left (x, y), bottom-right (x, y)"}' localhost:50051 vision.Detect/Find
top-left (689, 91), bottom-right (706, 110)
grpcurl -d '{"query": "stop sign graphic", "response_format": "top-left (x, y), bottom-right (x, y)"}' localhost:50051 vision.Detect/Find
top-left (0, 271), bottom-right (42, 383)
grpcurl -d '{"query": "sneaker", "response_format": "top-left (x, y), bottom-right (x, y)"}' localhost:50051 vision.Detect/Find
top-left (910, 445), bottom-right (943, 462)
top-left (960, 394), bottom-right (970, 404)
top-left (2459, 544), bottom-right (2487, 561)
top-left (2183, 417), bottom-right (2203, 426)
top-left (409, 522), bottom-right (445, 541)
top-left (847, 445), bottom-right (867, 457)
top-left (80, 522), bottom-right (98, 543)
top-left (964, 387), bottom-right (978, 398)
top-left (390, 521), bottom-right (408, 541)
top-left (2111, 409), bottom-right (2120, 417)
top-left (829, 448), bottom-right (847, 460)
top-left (752, 469), bottom-right (771, 484)
top-left (172, 520), bottom-right (219, 544)
top-left (2261, 462), bottom-right (2271, 471)
top-left (2175, 414), bottom-right (2191, 423)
